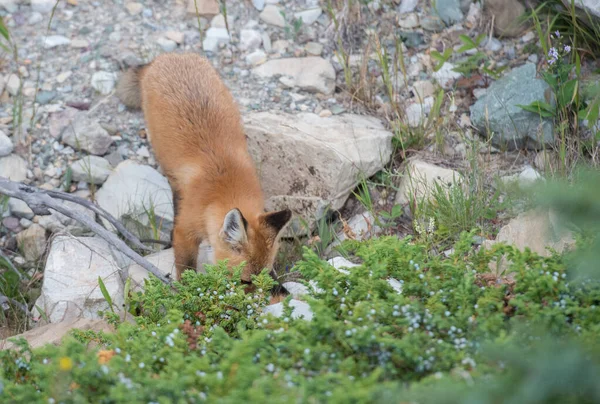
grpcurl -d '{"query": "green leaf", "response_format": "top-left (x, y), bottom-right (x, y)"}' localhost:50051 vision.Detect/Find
top-left (578, 99), bottom-right (600, 125)
top-left (457, 34), bottom-right (477, 53)
top-left (516, 101), bottom-right (556, 118)
top-left (540, 71), bottom-right (558, 89)
top-left (98, 276), bottom-right (115, 313)
top-left (557, 79), bottom-right (578, 108)
top-left (431, 49), bottom-right (452, 72)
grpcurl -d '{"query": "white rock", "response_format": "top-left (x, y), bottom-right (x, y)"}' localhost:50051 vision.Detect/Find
top-left (399, 13), bottom-right (420, 28)
top-left (244, 112), bottom-right (394, 235)
top-left (412, 80), bottom-right (436, 99)
top-left (282, 281), bottom-right (309, 299)
top-left (165, 31), bottom-right (185, 44)
top-left (0, 130), bottom-right (13, 156)
top-left (245, 49), bottom-right (267, 66)
top-left (136, 145), bottom-right (150, 158)
top-left (252, 0), bottom-right (265, 11)
top-left (500, 166), bottom-right (543, 189)
top-left (0, 154), bottom-right (28, 182)
top-left (202, 27), bottom-right (230, 53)
top-left (34, 236), bottom-right (125, 323)
top-left (294, 7), bottom-right (322, 25)
top-left (42, 35), bottom-right (71, 49)
top-left (31, 0), bottom-right (55, 13)
top-left (395, 159), bottom-right (463, 206)
top-left (0, 0), bottom-right (18, 13)
top-left (70, 156), bottom-right (113, 184)
top-left (126, 248), bottom-right (177, 291)
top-left (157, 37), bottom-right (177, 52)
top-left (61, 112), bottom-right (113, 155)
top-left (327, 256), bottom-right (359, 275)
top-left (91, 71), bottom-right (116, 95)
top-left (16, 224), bottom-right (47, 262)
top-left (263, 299), bottom-right (313, 321)
top-left (8, 198), bottom-right (34, 219)
top-left (432, 62), bottom-right (462, 89)
top-left (240, 29), bottom-right (262, 51)
top-left (6, 73), bottom-right (20, 96)
top-left (262, 32), bottom-right (272, 52)
top-left (330, 211), bottom-right (381, 248)
top-left (387, 278), bottom-right (403, 293)
top-left (304, 42), bottom-right (323, 56)
top-left (252, 56), bottom-right (336, 94)
top-left (186, 0), bottom-right (219, 16)
top-left (95, 160), bottom-right (174, 240)
top-left (260, 5), bottom-right (286, 27)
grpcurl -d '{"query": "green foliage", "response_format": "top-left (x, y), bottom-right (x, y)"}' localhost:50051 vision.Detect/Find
top-left (2, 229), bottom-right (600, 402)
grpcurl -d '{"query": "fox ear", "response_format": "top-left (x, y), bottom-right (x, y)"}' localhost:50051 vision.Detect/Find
top-left (220, 208), bottom-right (248, 248)
top-left (261, 209), bottom-right (292, 235)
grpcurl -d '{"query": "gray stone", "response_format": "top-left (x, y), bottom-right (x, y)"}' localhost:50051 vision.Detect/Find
top-left (282, 281), bottom-right (309, 299)
top-left (432, 0), bottom-right (464, 25)
top-left (210, 14), bottom-right (234, 29)
top-left (125, 2), bottom-right (143, 15)
top-left (16, 224), bottom-right (47, 262)
top-left (157, 37), bottom-right (177, 52)
top-left (432, 62), bottom-right (462, 89)
top-left (0, 154), bottom-right (28, 182)
top-left (252, 56), bottom-right (336, 94)
top-left (61, 112), bottom-right (113, 155)
top-left (95, 160), bottom-right (174, 241)
top-left (304, 42), bottom-right (323, 55)
top-left (399, 0), bottom-right (419, 13)
top-left (0, 130), bottom-right (13, 156)
top-left (260, 5), bottom-right (286, 27)
top-left (245, 50), bottom-right (267, 66)
top-left (91, 71), bottom-right (116, 95)
top-left (470, 63), bottom-right (554, 150)
top-left (71, 156), bottom-right (113, 184)
top-left (33, 236), bottom-right (124, 324)
top-left (8, 198), bottom-right (34, 219)
top-left (244, 112), bottom-right (394, 236)
top-left (31, 0), bottom-right (55, 13)
top-left (574, 0), bottom-right (600, 20)
top-left (35, 90), bottom-right (57, 105)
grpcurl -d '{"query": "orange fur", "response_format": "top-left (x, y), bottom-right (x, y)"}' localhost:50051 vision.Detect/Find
top-left (116, 52), bottom-right (291, 282)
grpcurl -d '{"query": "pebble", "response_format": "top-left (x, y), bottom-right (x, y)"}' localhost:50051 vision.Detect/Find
top-left (240, 29), bottom-right (262, 51)
top-left (28, 12), bottom-right (44, 25)
top-left (210, 14), bottom-right (234, 29)
top-left (245, 50), bottom-right (267, 66)
top-left (91, 71), bottom-right (116, 95)
top-left (56, 71), bottom-right (73, 84)
top-left (203, 27), bottom-right (230, 53)
top-left (71, 156), bottom-right (113, 184)
top-left (294, 8), bottom-right (322, 25)
top-left (136, 146), bottom-right (150, 158)
top-left (43, 35), bottom-right (71, 49)
top-left (157, 37), bottom-right (177, 52)
top-left (31, 0), bottom-right (56, 13)
top-left (0, 130), bottom-right (13, 156)
top-left (8, 198), bottom-right (34, 220)
top-left (252, 0), bottom-right (265, 11)
top-left (260, 5), bottom-right (286, 27)
top-left (6, 74), bottom-right (21, 96)
top-left (2, 217), bottom-right (20, 232)
top-left (35, 91), bottom-right (57, 105)
top-left (165, 31), bottom-right (185, 44)
top-left (304, 42), bottom-right (323, 55)
top-left (126, 2), bottom-right (143, 16)
top-left (71, 38), bottom-right (90, 48)
top-left (398, 13), bottom-right (420, 29)
top-left (521, 31), bottom-right (535, 42)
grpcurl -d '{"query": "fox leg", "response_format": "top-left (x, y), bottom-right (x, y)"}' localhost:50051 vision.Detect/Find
top-left (173, 222), bottom-right (200, 281)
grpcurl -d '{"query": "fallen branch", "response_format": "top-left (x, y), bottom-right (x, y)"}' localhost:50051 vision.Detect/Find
top-left (0, 176), bottom-right (171, 285)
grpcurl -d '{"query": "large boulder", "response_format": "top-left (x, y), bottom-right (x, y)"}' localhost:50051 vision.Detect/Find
top-left (252, 57), bottom-right (336, 95)
top-left (33, 236), bottom-right (125, 324)
top-left (470, 63), bottom-right (554, 150)
top-left (1, 318), bottom-right (114, 351)
top-left (244, 112), bottom-right (394, 236)
top-left (95, 160), bottom-right (174, 241)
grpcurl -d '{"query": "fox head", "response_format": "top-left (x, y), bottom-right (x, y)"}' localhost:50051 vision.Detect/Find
top-left (212, 207), bottom-right (292, 284)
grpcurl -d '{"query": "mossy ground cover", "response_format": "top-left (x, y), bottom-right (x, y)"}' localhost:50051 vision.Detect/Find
top-left (2, 231), bottom-right (599, 403)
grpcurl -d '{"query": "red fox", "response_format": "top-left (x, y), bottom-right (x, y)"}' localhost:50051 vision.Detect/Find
top-left (115, 52), bottom-right (291, 284)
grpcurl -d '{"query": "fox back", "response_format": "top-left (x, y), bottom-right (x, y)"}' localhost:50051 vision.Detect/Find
top-left (116, 52), bottom-right (291, 282)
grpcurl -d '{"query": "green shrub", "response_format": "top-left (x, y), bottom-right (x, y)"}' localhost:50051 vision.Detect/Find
top-left (1, 230), bottom-right (600, 403)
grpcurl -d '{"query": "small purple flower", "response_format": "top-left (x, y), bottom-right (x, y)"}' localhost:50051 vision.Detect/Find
top-left (555, 30), bottom-right (561, 38)
top-left (548, 47), bottom-right (559, 59)
top-left (548, 58), bottom-right (556, 65)
top-left (564, 45), bottom-right (571, 53)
